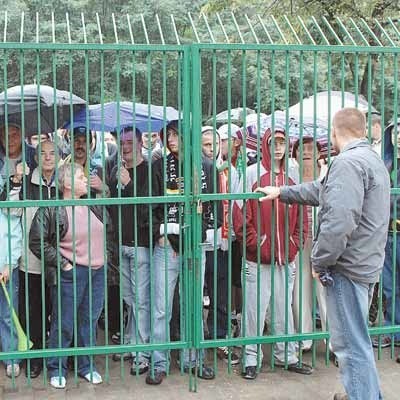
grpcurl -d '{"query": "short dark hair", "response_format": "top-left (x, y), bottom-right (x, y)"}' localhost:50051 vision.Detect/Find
top-left (120, 127), bottom-right (142, 142)
top-left (292, 137), bottom-right (321, 159)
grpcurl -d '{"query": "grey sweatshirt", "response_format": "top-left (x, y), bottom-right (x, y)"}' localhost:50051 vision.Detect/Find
top-left (280, 139), bottom-right (390, 284)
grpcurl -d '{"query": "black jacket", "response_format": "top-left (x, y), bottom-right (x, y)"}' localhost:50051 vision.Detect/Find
top-left (152, 154), bottom-right (218, 253)
top-left (29, 204), bottom-right (114, 286)
top-left (108, 160), bottom-right (151, 248)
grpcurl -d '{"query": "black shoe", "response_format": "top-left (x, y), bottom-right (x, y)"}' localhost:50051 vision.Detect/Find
top-left (130, 361), bottom-right (149, 375)
top-left (145, 371), bottom-right (166, 385)
top-left (333, 394), bottom-right (348, 400)
top-left (285, 362), bottom-right (313, 375)
top-left (183, 365), bottom-right (215, 380)
top-left (329, 351), bottom-right (339, 367)
top-left (242, 366), bottom-right (257, 380)
top-left (25, 363), bottom-right (42, 379)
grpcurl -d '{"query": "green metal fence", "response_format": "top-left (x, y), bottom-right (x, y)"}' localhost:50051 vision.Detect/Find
top-left (0, 12), bottom-right (399, 392)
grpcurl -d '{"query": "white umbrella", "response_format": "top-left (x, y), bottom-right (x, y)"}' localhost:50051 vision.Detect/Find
top-left (288, 91), bottom-right (377, 125)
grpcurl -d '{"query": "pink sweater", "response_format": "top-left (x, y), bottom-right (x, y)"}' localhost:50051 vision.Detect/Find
top-left (60, 206), bottom-right (105, 269)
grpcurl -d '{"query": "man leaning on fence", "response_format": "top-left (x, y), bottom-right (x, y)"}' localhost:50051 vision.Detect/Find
top-left (29, 163), bottom-right (114, 389)
top-left (257, 108), bottom-right (390, 400)
top-left (108, 127), bottom-right (152, 376)
top-left (233, 125), bottom-right (312, 380)
top-left (149, 120), bottom-right (216, 385)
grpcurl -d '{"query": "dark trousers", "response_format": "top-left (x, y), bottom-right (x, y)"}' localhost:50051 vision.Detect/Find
top-left (19, 270), bottom-right (50, 366)
top-left (205, 250), bottom-right (229, 339)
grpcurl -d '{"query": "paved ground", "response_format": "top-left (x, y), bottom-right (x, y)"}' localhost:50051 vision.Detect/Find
top-left (0, 345), bottom-right (399, 400)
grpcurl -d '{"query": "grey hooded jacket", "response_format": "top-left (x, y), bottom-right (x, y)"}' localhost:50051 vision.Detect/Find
top-left (280, 139), bottom-right (390, 284)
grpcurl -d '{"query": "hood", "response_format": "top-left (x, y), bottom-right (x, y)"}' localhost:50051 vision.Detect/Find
top-left (201, 125), bottom-right (221, 161)
top-left (383, 118), bottom-right (400, 171)
top-left (261, 127), bottom-right (286, 172)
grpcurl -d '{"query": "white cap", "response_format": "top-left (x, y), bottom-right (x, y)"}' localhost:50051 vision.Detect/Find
top-left (201, 125), bottom-right (215, 135)
top-left (218, 123), bottom-right (241, 140)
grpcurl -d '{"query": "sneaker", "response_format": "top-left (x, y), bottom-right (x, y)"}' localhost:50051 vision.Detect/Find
top-left (50, 376), bottom-right (66, 389)
top-left (111, 332), bottom-right (121, 345)
top-left (145, 370), bottom-right (166, 385)
top-left (130, 360), bottom-right (149, 375)
top-left (112, 352), bottom-right (132, 361)
top-left (371, 335), bottom-right (400, 348)
top-left (6, 363), bottom-right (20, 378)
top-left (82, 371), bottom-right (103, 384)
top-left (217, 346), bottom-right (240, 365)
top-left (242, 366), bottom-right (257, 380)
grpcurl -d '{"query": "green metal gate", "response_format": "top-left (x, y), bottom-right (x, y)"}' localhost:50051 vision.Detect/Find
top-left (0, 11), bottom-right (399, 392)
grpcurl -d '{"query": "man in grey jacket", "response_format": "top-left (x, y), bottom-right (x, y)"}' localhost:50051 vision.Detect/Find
top-left (256, 108), bottom-right (390, 400)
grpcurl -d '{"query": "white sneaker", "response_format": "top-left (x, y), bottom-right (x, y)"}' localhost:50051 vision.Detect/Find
top-left (50, 376), bottom-right (66, 389)
top-left (6, 363), bottom-right (20, 378)
top-left (83, 371), bottom-right (102, 384)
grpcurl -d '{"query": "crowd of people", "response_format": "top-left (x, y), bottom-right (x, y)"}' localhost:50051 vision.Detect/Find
top-left (0, 109), bottom-right (398, 399)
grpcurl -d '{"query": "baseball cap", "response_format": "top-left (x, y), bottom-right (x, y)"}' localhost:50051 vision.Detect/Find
top-left (267, 129), bottom-right (286, 145)
top-left (218, 123), bottom-right (241, 140)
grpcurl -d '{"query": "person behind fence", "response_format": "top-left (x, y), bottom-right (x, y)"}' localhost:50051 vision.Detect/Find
top-left (29, 163), bottom-right (114, 389)
top-left (4, 140), bottom-right (57, 379)
top-left (0, 168), bottom-right (25, 378)
top-left (61, 126), bottom-right (110, 198)
top-left (0, 123), bottom-right (36, 176)
top-left (149, 120), bottom-right (216, 385)
top-left (372, 118), bottom-right (400, 352)
top-left (256, 108), bottom-right (389, 400)
top-left (289, 138), bottom-right (328, 352)
top-left (108, 127), bottom-right (151, 375)
top-left (219, 123), bottom-right (244, 336)
top-left (141, 131), bottom-right (162, 162)
top-left (368, 113), bottom-right (382, 156)
top-left (201, 125), bottom-right (240, 364)
top-left (233, 125), bottom-right (311, 380)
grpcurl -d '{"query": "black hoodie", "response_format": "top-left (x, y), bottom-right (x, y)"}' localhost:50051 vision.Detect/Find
top-left (152, 121), bottom-right (216, 253)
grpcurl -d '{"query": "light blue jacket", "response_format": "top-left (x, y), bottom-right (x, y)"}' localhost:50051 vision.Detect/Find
top-left (0, 174), bottom-right (22, 270)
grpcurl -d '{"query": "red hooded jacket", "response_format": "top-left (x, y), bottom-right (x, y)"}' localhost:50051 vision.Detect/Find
top-left (233, 129), bottom-right (308, 265)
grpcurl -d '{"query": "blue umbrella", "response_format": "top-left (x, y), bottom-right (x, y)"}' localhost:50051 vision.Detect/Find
top-left (65, 101), bottom-right (181, 133)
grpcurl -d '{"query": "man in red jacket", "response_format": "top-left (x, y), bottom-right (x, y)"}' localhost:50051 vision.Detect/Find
top-left (233, 126), bottom-right (312, 380)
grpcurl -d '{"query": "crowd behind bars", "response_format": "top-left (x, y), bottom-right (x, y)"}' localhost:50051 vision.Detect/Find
top-left (0, 111), bottom-right (398, 388)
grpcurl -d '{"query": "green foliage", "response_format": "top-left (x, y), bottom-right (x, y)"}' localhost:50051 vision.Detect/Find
top-left (0, 1), bottom-right (398, 124)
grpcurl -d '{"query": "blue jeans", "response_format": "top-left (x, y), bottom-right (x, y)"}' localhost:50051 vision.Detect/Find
top-left (47, 265), bottom-right (105, 378)
top-left (151, 242), bottom-right (205, 372)
top-left (121, 245), bottom-right (150, 363)
top-left (0, 267), bottom-right (20, 366)
top-left (326, 272), bottom-right (382, 400)
top-left (382, 235), bottom-right (400, 341)
top-left (205, 250), bottom-right (229, 339)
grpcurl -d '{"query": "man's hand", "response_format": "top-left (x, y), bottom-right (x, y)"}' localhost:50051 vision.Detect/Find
top-left (90, 174), bottom-right (104, 192)
top-left (311, 268), bottom-right (320, 281)
top-left (0, 265), bottom-right (11, 284)
top-left (12, 162), bottom-right (30, 183)
top-left (62, 263), bottom-right (73, 272)
top-left (255, 186), bottom-right (281, 202)
top-left (119, 167), bottom-right (131, 186)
